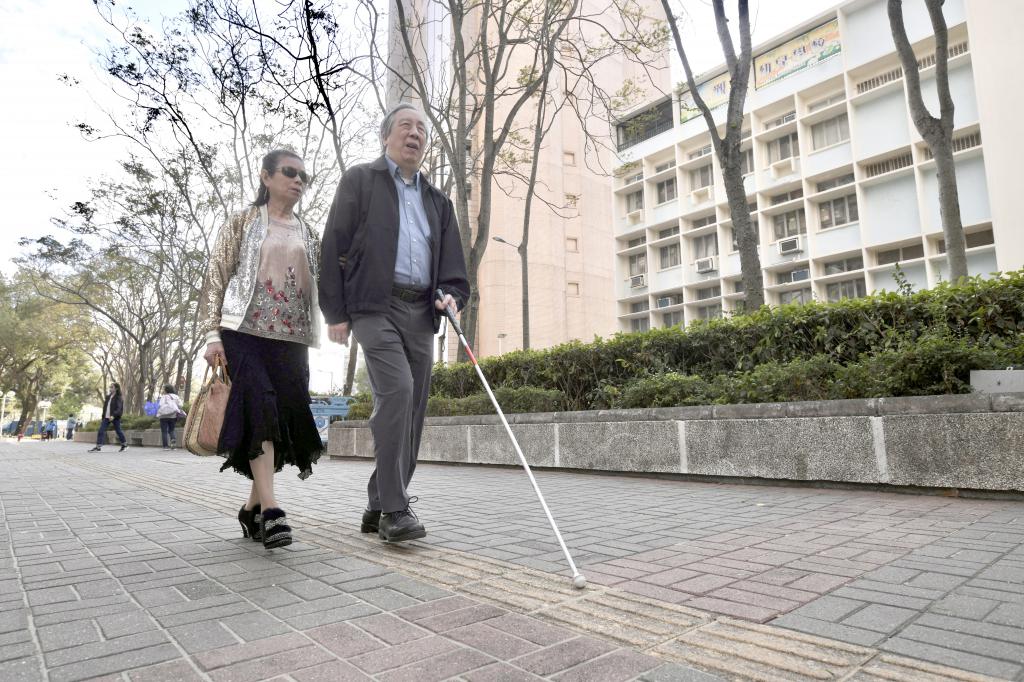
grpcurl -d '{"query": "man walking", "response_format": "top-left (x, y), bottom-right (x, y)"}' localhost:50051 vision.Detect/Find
top-left (319, 102), bottom-right (469, 543)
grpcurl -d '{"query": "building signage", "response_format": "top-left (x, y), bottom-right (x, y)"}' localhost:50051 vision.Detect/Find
top-left (679, 72), bottom-right (731, 123)
top-left (755, 19), bottom-right (842, 89)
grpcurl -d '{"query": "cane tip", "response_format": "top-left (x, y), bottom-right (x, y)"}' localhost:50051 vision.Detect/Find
top-left (572, 574), bottom-right (587, 590)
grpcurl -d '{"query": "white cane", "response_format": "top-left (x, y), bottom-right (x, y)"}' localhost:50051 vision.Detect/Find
top-left (436, 290), bottom-right (586, 589)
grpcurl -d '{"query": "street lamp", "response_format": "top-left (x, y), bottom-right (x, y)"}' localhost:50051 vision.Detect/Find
top-left (38, 400), bottom-right (52, 419)
top-left (492, 235), bottom-right (530, 350)
top-left (497, 332), bottom-right (507, 355)
top-left (0, 391), bottom-right (14, 435)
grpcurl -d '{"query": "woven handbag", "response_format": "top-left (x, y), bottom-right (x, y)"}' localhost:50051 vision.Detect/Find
top-left (183, 359), bottom-right (231, 456)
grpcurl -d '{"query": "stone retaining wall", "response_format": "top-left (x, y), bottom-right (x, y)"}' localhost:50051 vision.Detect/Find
top-left (328, 393), bottom-right (1024, 492)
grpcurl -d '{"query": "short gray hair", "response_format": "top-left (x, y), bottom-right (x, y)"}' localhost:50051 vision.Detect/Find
top-left (380, 102), bottom-right (428, 146)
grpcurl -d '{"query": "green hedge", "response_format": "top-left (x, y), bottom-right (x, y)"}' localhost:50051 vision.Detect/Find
top-left (79, 415), bottom-right (173, 432)
top-left (346, 386), bottom-right (564, 420)
top-left (427, 272), bottom-right (1024, 412)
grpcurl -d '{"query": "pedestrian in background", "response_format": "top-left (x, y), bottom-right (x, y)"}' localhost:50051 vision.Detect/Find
top-left (89, 383), bottom-right (127, 452)
top-left (198, 148), bottom-right (322, 549)
top-left (65, 414), bottom-right (76, 440)
top-left (156, 384), bottom-right (185, 450)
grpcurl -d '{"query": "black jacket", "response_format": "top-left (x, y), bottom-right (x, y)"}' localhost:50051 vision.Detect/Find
top-left (318, 156), bottom-right (470, 332)
top-left (104, 393), bottom-right (123, 419)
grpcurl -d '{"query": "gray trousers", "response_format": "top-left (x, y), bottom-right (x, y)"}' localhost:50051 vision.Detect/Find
top-left (351, 297), bottom-right (435, 513)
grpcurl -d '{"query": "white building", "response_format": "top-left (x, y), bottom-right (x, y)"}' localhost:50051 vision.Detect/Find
top-left (611, 0), bottom-right (1024, 332)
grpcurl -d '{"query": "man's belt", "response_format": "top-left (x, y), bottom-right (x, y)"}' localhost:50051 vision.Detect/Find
top-left (391, 284), bottom-right (431, 303)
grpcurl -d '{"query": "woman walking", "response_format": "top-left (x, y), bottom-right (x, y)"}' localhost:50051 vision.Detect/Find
top-left (89, 383), bottom-right (127, 452)
top-left (197, 149), bottom-right (322, 549)
top-left (156, 384), bottom-right (185, 449)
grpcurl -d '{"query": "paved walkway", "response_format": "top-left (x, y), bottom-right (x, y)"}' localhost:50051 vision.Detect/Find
top-left (1, 439), bottom-right (1022, 681)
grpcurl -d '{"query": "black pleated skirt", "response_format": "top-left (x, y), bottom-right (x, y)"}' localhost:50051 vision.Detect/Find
top-left (217, 329), bottom-right (322, 480)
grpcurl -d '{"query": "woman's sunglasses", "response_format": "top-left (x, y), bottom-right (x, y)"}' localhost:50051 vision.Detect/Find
top-left (277, 166), bottom-right (310, 184)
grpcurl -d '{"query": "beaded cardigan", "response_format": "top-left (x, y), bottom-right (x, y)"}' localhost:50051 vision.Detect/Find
top-left (198, 205), bottom-right (321, 348)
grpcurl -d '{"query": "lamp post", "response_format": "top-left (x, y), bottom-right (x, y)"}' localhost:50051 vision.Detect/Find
top-left (496, 333), bottom-right (506, 355)
top-left (0, 391), bottom-right (14, 435)
top-left (492, 235), bottom-right (530, 350)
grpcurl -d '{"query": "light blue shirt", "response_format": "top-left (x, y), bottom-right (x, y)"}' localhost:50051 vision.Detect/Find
top-left (385, 155), bottom-right (432, 288)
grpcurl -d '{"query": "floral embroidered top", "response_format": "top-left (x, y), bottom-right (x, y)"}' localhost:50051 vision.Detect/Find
top-left (240, 216), bottom-right (315, 345)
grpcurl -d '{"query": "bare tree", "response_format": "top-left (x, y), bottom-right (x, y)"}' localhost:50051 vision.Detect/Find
top-left (888, 0), bottom-right (967, 282)
top-left (383, 0), bottom-right (666, 357)
top-left (659, 0), bottom-right (763, 309)
top-left (209, 0), bottom-right (383, 394)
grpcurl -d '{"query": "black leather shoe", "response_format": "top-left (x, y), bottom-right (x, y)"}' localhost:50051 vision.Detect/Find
top-left (238, 504), bottom-right (262, 541)
top-left (378, 508), bottom-right (426, 543)
top-left (360, 508), bottom-right (381, 534)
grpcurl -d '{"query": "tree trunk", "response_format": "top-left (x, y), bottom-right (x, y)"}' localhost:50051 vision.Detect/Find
top-left (932, 140), bottom-right (968, 280)
top-left (887, 0), bottom-right (967, 282)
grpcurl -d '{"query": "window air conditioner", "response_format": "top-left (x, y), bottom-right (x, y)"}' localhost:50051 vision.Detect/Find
top-left (627, 209), bottom-right (644, 224)
top-left (790, 268), bottom-right (810, 282)
top-left (657, 297), bottom-right (673, 308)
top-left (778, 236), bottom-right (802, 255)
top-left (630, 274), bottom-right (647, 288)
top-left (695, 256), bottom-right (717, 274)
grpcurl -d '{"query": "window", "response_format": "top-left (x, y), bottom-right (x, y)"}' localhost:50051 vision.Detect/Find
top-left (773, 209), bottom-right (806, 240)
top-left (938, 229), bottom-right (994, 253)
top-left (816, 172), bottom-right (855, 193)
top-left (660, 243), bottom-right (681, 269)
top-left (740, 148), bottom-right (755, 176)
top-left (696, 303), bottom-right (723, 320)
top-left (823, 255), bottom-right (863, 275)
top-left (690, 214), bottom-right (716, 230)
top-left (657, 293), bottom-right (684, 307)
top-left (626, 190), bottom-right (643, 213)
top-left (776, 268), bottom-right (809, 284)
top-left (566, 237), bottom-right (579, 253)
top-left (563, 151), bottom-right (576, 166)
top-left (768, 132), bottom-right (799, 163)
top-left (779, 288), bottom-right (813, 305)
top-left (764, 111), bottom-right (796, 130)
top-left (808, 91), bottom-right (844, 113)
top-left (689, 143), bottom-right (712, 159)
top-left (811, 113), bottom-right (850, 150)
top-left (827, 278), bottom-right (867, 302)
top-left (748, 201), bottom-right (758, 213)
top-left (654, 160), bottom-right (674, 173)
top-left (567, 282), bottom-right (580, 296)
top-left (616, 99), bottom-right (673, 151)
top-left (626, 172), bottom-right (644, 185)
top-left (730, 228), bottom-right (740, 251)
top-left (696, 285), bottom-right (721, 300)
top-left (733, 280), bottom-right (746, 293)
top-left (628, 253), bottom-right (647, 276)
top-left (818, 194), bottom-right (859, 229)
top-left (690, 164), bottom-right (713, 190)
top-left (658, 226), bottom-right (680, 239)
top-left (656, 178), bottom-right (678, 204)
top-left (692, 233), bottom-right (719, 259)
top-left (630, 300), bottom-right (649, 313)
top-left (771, 188), bottom-right (803, 205)
top-left (876, 243), bottom-right (924, 265)
top-left (662, 311), bottom-right (685, 327)
top-left (630, 317), bottom-right (650, 332)
top-left (627, 236), bottom-right (646, 248)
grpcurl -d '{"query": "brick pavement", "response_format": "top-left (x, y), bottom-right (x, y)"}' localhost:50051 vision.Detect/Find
top-left (1, 439), bottom-right (1022, 681)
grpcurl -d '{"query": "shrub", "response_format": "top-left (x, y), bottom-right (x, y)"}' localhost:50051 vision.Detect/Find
top-left (431, 272), bottom-right (1024, 410)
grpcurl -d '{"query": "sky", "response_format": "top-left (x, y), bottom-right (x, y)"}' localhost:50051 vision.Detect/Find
top-left (0, 0), bottom-right (834, 392)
